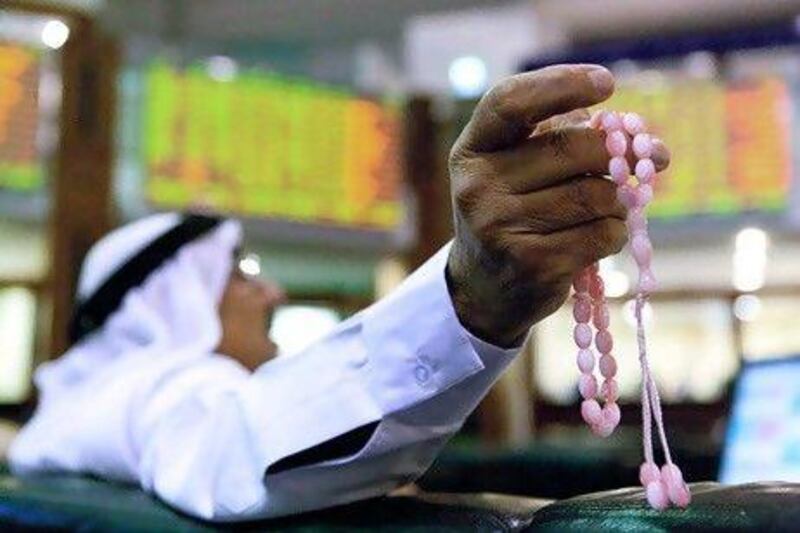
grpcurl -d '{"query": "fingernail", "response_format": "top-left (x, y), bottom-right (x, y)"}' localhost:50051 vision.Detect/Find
top-left (588, 68), bottom-right (614, 97)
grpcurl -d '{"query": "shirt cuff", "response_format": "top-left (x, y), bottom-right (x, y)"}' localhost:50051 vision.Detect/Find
top-left (360, 241), bottom-right (485, 415)
top-left (437, 241), bottom-right (521, 363)
top-left (464, 327), bottom-right (521, 364)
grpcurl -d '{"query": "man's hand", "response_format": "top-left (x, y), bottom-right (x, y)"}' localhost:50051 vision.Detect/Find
top-left (446, 64), bottom-right (670, 347)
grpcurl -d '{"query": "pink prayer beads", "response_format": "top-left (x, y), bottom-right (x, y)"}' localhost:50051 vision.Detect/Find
top-left (572, 267), bottom-right (620, 438)
top-left (570, 110), bottom-right (691, 511)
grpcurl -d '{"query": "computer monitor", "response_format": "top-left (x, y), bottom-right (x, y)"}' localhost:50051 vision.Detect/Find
top-left (719, 355), bottom-right (800, 484)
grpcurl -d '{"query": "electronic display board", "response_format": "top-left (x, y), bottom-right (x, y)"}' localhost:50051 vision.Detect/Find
top-left (0, 43), bottom-right (41, 192)
top-left (144, 62), bottom-right (404, 231)
top-left (604, 78), bottom-right (791, 218)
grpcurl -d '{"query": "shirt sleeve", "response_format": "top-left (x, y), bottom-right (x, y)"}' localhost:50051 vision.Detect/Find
top-left (12, 242), bottom-right (521, 522)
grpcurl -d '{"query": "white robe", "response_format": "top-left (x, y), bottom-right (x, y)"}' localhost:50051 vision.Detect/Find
top-left (10, 215), bottom-right (518, 521)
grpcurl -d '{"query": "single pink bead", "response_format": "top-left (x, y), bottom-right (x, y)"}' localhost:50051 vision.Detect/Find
top-left (609, 156), bottom-right (630, 184)
top-left (602, 402), bottom-right (621, 427)
top-left (578, 373), bottom-right (598, 399)
top-left (646, 481), bottom-right (670, 510)
top-left (635, 183), bottom-right (654, 207)
top-left (573, 298), bottom-right (592, 323)
top-left (589, 110), bottom-right (606, 129)
top-left (616, 185), bottom-right (637, 209)
top-left (592, 420), bottom-right (616, 438)
top-left (669, 482), bottom-right (692, 508)
top-left (596, 330), bottom-right (614, 355)
top-left (640, 462), bottom-right (661, 486)
top-left (588, 275), bottom-right (604, 299)
top-left (632, 133), bottom-right (653, 159)
top-left (592, 303), bottom-right (610, 330)
top-left (573, 273), bottom-right (589, 293)
top-left (631, 233), bottom-right (653, 266)
top-left (626, 207), bottom-right (647, 235)
top-left (574, 323), bottom-right (593, 348)
top-left (574, 294), bottom-right (591, 309)
top-left (601, 378), bottom-right (619, 402)
top-left (635, 158), bottom-right (656, 184)
top-left (623, 112), bottom-right (646, 135)
top-left (599, 354), bottom-right (617, 378)
top-left (601, 111), bottom-right (623, 131)
top-left (605, 131), bottom-right (627, 157)
top-left (581, 399), bottom-right (603, 425)
top-left (577, 348), bottom-right (595, 373)
top-left (638, 269), bottom-right (658, 294)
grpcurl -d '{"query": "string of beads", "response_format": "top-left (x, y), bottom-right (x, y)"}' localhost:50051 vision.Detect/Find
top-left (571, 110), bottom-right (691, 510)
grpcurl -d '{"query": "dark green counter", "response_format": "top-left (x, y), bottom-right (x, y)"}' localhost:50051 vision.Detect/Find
top-left (3, 472), bottom-right (800, 532)
top-left (0, 472), bottom-right (549, 531)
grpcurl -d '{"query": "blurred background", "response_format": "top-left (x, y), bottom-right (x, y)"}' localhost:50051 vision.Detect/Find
top-left (1, 0), bottom-right (800, 498)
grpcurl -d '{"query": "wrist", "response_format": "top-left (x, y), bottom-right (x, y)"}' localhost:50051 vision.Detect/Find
top-left (445, 240), bottom-right (570, 348)
top-left (444, 268), bottom-right (524, 348)
top-left (445, 243), bottom-right (527, 348)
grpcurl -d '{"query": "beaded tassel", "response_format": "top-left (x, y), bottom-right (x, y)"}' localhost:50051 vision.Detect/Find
top-left (571, 110), bottom-right (691, 510)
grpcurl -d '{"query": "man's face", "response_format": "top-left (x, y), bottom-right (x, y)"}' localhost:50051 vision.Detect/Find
top-left (215, 261), bottom-right (286, 371)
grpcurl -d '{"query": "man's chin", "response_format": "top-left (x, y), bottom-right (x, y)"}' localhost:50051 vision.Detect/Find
top-left (264, 338), bottom-right (279, 360)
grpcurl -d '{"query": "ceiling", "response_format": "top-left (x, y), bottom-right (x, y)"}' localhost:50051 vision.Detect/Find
top-left (537, 0), bottom-right (800, 43)
top-left (12, 0), bottom-right (800, 48)
top-left (99, 0), bottom-right (800, 47)
top-left (100, 0), bottom-right (514, 46)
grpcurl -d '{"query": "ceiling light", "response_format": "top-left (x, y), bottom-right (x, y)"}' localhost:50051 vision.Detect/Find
top-left (238, 254), bottom-right (261, 277)
top-left (41, 20), bottom-right (69, 50)
top-left (207, 56), bottom-right (238, 82)
top-left (448, 56), bottom-right (487, 98)
top-left (733, 227), bottom-right (769, 292)
top-left (733, 294), bottom-right (762, 322)
top-left (735, 227), bottom-right (768, 251)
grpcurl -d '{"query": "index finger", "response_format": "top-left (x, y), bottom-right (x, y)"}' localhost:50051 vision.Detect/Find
top-left (453, 64), bottom-right (615, 155)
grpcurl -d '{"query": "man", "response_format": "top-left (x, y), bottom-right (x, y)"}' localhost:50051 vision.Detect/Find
top-left (10, 65), bottom-right (669, 521)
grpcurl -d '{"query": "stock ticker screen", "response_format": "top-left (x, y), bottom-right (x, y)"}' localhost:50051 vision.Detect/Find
top-left (0, 42), bottom-right (41, 192)
top-left (604, 77), bottom-right (792, 219)
top-left (143, 62), bottom-right (404, 232)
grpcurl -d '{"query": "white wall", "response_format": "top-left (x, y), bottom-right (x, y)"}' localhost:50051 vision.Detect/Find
top-left (404, 2), bottom-right (553, 96)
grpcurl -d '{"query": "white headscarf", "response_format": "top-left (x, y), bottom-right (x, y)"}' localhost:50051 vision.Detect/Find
top-left (11, 212), bottom-right (244, 479)
top-left (37, 212), bottom-right (241, 397)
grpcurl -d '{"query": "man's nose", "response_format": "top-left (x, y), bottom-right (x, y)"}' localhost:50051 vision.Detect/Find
top-left (259, 280), bottom-right (287, 307)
